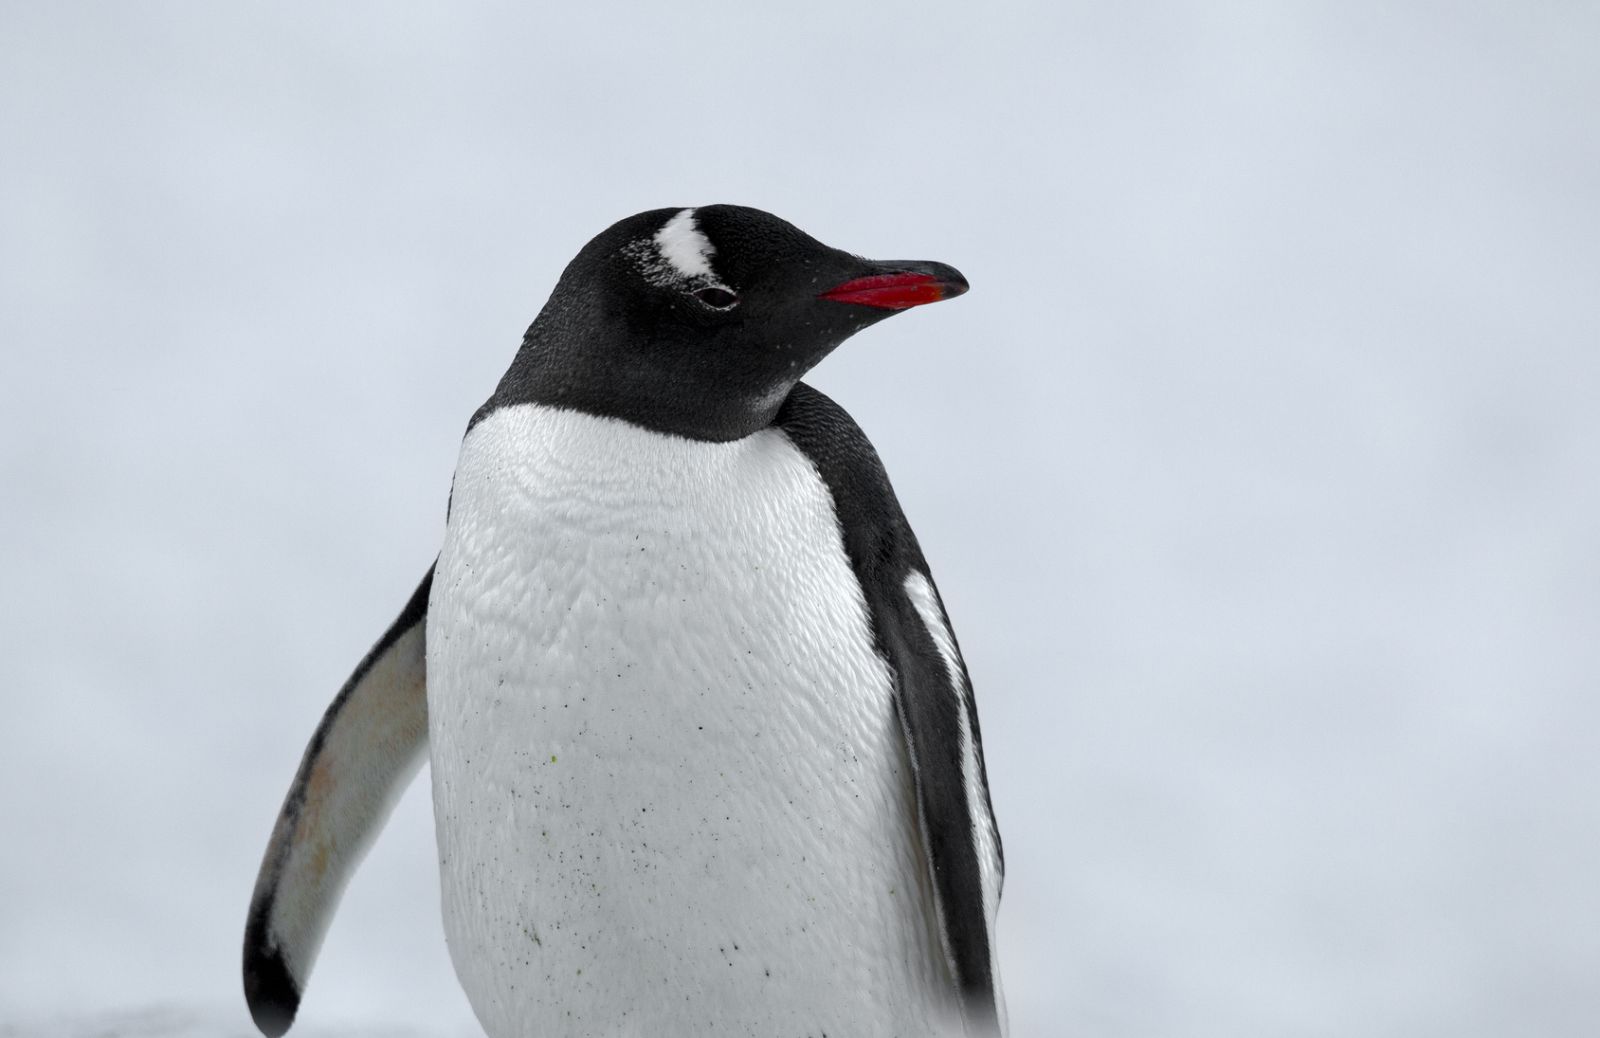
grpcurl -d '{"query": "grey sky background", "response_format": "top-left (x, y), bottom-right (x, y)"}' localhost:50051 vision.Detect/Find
top-left (3, 3), bottom-right (1597, 1035)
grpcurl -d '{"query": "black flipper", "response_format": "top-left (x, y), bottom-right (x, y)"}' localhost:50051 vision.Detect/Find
top-left (776, 385), bottom-right (1006, 1035)
top-left (242, 566), bottom-right (434, 1036)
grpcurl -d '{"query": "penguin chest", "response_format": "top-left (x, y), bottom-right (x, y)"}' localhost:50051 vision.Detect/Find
top-left (426, 404), bottom-right (952, 1036)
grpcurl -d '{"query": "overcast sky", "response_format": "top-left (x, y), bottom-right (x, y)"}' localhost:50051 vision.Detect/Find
top-left (2, 3), bottom-right (1597, 1036)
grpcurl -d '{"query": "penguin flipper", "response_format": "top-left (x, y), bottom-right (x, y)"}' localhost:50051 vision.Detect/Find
top-left (776, 385), bottom-right (1006, 1035)
top-left (242, 565), bottom-right (434, 1036)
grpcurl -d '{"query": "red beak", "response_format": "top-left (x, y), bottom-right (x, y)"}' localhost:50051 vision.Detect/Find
top-left (819, 267), bottom-right (969, 311)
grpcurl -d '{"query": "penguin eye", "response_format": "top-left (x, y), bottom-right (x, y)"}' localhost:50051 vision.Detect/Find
top-left (694, 286), bottom-right (739, 310)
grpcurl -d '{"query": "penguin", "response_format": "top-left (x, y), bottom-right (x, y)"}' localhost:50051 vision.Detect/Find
top-left (243, 205), bottom-right (1005, 1037)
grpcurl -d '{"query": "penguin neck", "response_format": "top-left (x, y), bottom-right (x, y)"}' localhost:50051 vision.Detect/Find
top-left (475, 328), bottom-right (792, 443)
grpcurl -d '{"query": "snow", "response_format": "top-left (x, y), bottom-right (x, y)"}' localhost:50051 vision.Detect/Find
top-left (0, 1006), bottom-right (474, 1038)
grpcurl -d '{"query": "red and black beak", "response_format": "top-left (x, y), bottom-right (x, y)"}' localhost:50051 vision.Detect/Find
top-left (819, 260), bottom-right (969, 311)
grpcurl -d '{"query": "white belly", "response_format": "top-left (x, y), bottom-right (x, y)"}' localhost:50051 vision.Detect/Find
top-left (426, 404), bottom-right (955, 1037)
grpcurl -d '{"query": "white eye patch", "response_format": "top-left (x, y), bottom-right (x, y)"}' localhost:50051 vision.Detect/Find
top-left (655, 208), bottom-right (715, 279)
top-left (625, 208), bottom-right (730, 291)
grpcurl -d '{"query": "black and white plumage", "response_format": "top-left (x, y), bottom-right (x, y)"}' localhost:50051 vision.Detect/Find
top-left (243, 205), bottom-right (1005, 1036)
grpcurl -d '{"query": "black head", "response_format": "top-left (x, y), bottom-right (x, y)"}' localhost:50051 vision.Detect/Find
top-left (478, 205), bottom-right (968, 441)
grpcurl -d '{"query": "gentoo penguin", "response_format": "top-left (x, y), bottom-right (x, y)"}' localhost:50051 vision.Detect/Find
top-left (243, 205), bottom-right (1005, 1037)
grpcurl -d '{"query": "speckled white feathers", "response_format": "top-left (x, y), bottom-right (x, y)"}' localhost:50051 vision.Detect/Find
top-left (625, 207), bottom-right (734, 293)
top-left (654, 208), bottom-right (715, 279)
top-left (426, 404), bottom-right (962, 1037)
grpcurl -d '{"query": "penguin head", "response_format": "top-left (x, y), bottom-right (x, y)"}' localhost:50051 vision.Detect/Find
top-left (493, 205), bottom-right (967, 441)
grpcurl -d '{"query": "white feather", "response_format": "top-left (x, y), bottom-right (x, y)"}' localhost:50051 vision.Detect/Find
top-left (259, 624), bottom-right (428, 988)
top-left (654, 207), bottom-right (715, 280)
top-left (904, 569), bottom-right (1006, 1031)
top-left (427, 403), bottom-right (963, 1036)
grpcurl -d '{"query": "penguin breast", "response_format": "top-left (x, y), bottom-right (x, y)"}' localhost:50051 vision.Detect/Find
top-left (425, 403), bottom-right (957, 1037)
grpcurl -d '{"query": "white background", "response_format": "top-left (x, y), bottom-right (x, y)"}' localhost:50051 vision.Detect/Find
top-left (2, 3), bottom-right (1597, 1035)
